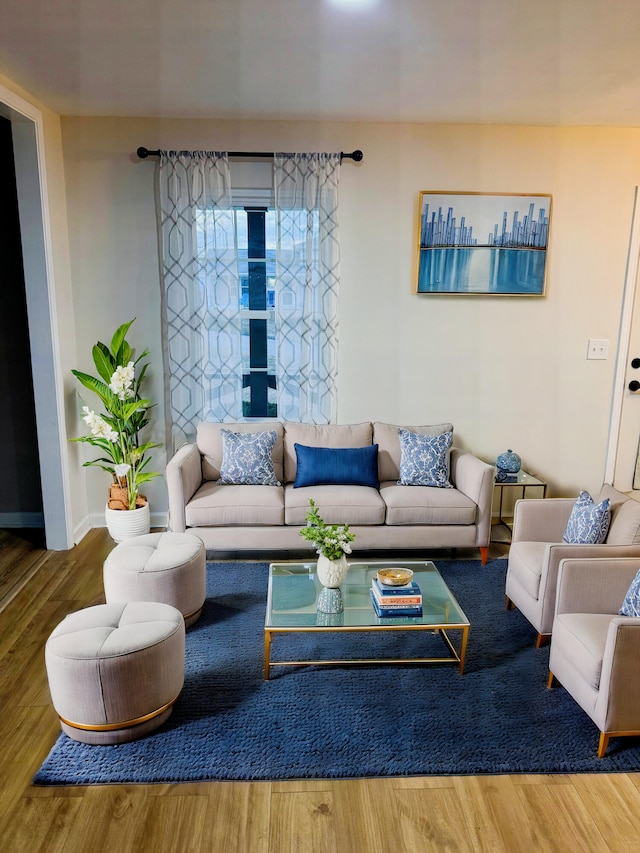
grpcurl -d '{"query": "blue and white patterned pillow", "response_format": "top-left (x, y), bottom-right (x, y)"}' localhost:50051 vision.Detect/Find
top-left (397, 428), bottom-right (454, 488)
top-left (562, 490), bottom-right (611, 544)
top-left (219, 429), bottom-right (281, 486)
top-left (619, 569), bottom-right (640, 617)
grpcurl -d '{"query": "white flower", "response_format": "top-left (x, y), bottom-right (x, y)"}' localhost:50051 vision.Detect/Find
top-left (82, 406), bottom-right (118, 442)
top-left (109, 362), bottom-right (136, 400)
top-left (114, 464), bottom-right (131, 477)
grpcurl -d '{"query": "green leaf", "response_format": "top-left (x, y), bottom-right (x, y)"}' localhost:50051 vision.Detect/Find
top-left (92, 342), bottom-right (115, 383)
top-left (72, 370), bottom-right (115, 408)
top-left (110, 320), bottom-right (135, 359)
top-left (135, 471), bottom-right (160, 485)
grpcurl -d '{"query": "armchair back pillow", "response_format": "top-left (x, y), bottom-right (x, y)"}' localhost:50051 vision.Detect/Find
top-left (562, 490), bottom-right (611, 544)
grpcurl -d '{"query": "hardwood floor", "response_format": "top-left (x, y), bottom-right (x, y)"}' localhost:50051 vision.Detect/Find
top-left (1, 527), bottom-right (639, 853)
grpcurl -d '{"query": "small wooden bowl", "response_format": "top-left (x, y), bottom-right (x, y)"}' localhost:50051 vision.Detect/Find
top-left (377, 567), bottom-right (414, 586)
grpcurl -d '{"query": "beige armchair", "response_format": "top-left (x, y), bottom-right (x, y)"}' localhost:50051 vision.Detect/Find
top-left (505, 484), bottom-right (640, 647)
top-left (548, 557), bottom-right (640, 757)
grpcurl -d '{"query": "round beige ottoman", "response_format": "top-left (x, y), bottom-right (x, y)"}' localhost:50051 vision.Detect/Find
top-left (103, 532), bottom-right (206, 627)
top-left (45, 601), bottom-right (185, 745)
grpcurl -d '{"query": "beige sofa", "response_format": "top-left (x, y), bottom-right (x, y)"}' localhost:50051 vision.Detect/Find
top-left (166, 421), bottom-right (495, 562)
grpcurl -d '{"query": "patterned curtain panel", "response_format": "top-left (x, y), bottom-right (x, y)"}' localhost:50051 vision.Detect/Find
top-left (158, 152), bottom-right (241, 447)
top-left (274, 153), bottom-right (342, 424)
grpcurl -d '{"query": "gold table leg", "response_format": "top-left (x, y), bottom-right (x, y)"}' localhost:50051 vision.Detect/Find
top-left (264, 630), bottom-right (271, 680)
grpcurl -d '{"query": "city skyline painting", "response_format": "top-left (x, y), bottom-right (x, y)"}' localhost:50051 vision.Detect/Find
top-left (415, 191), bottom-right (552, 295)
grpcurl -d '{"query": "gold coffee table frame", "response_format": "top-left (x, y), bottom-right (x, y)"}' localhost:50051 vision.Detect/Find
top-left (264, 560), bottom-right (470, 679)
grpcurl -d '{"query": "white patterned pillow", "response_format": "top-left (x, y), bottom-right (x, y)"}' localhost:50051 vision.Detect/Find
top-left (397, 428), bottom-right (454, 488)
top-left (619, 569), bottom-right (640, 617)
top-left (562, 490), bottom-right (611, 544)
top-left (219, 429), bottom-right (281, 486)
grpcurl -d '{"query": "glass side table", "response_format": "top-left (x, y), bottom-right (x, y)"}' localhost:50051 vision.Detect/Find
top-left (491, 470), bottom-right (547, 543)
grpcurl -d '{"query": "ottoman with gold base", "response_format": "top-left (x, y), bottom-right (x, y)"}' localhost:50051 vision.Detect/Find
top-left (104, 532), bottom-right (206, 627)
top-left (45, 601), bottom-right (185, 745)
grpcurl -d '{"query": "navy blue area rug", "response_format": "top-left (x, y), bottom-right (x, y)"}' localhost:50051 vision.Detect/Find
top-left (34, 559), bottom-right (640, 784)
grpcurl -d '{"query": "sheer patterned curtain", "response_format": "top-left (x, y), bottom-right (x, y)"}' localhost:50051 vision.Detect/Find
top-left (158, 151), bottom-right (242, 447)
top-left (274, 153), bottom-right (341, 424)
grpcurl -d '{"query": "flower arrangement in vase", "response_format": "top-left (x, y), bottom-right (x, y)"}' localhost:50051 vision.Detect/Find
top-left (71, 319), bottom-right (160, 538)
top-left (299, 499), bottom-right (355, 588)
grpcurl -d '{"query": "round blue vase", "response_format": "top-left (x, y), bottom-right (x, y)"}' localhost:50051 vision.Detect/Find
top-left (496, 449), bottom-right (521, 474)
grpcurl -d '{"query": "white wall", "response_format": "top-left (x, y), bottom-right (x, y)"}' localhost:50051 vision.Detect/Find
top-left (60, 116), bottom-right (640, 523)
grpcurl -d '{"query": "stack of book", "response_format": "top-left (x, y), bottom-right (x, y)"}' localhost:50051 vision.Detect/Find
top-left (370, 576), bottom-right (423, 617)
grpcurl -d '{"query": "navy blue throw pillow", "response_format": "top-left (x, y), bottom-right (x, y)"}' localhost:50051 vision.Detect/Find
top-left (293, 443), bottom-right (380, 489)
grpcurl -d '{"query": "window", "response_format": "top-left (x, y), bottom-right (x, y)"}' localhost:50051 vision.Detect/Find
top-left (237, 207), bottom-right (278, 417)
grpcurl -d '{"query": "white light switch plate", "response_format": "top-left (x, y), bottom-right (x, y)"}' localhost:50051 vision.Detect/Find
top-left (587, 338), bottom-right (609, 360)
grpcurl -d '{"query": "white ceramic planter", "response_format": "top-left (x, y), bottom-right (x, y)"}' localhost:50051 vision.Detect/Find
top-left (316, 553), bottom-right (349, 588)
top-left (105, 502), bottom-right (151, 543)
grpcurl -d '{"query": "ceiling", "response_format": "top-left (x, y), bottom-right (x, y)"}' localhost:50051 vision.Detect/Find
top-left (2, 0), bottom-right (640, 127)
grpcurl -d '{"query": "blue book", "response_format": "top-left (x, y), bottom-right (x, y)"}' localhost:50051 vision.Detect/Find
top-left (372, 577), bottom-right (421, 597)
top-left (370, 590), bottom-right (423, 618)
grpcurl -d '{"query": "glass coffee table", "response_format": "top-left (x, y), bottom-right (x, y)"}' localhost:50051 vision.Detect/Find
top-left (264, 560), bottom-right (469, 679)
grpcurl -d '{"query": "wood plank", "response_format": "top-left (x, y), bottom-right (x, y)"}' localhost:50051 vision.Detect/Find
top-left (204, 782), bottom-right (271, 852)
top-left (270, 788), bottom-right (337, 853)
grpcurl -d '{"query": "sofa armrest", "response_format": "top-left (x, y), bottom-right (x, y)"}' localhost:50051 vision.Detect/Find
top-left (165, 443), bottom-right (202, 533)
top-left (450, 450), bottom-right (495, 547)
top-left (512, 498), bottom-right (576, 543)
top-left (555, 557), bottom-right (640, 615)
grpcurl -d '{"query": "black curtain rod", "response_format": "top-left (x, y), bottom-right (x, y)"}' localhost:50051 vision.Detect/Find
top-left (136, 146), bottom-right (363, 162)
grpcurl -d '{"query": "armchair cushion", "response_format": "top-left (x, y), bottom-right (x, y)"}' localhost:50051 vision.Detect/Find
top-left (619, 569), bottom-right (640, 617)
top-left (552, 612), bottom-right (611, 689)
top-left (562, 491), bottom-right (610, 544)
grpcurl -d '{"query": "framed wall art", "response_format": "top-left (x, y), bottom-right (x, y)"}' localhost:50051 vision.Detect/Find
top-left (415, 191), bottom-right (552, 295)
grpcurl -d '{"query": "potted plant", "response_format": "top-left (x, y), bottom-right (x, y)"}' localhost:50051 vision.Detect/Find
top-left (71, 319), bottom-right (161, 541)
top-left (299, 498), bottom-right (355, 588)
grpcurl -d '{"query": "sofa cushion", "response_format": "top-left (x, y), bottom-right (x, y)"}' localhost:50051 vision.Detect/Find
top-left (197, 422), bottom-right (284, 484)
top-left (284, 483), bottom-right (385, 526)
top-left (562, 491), bottom-right (610, 544)
top-left (185, 482), bottom-right (285, 527)
top-left (380, 482), bottom-right (476, 525)
top-left (283, 422), bottom-right (373, 484)
top-left (219, 429), bottom-right (281, 486)
top-left (397, 428), bottom-right (454, 488)
top-left (293, 444), bottom-right (379, 489)
top-left (373, 422), bottom-right (453, 483)
top-left (599, 484), bottom-right (640, 545)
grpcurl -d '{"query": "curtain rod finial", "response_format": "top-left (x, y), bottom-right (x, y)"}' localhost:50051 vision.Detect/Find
top-left (352, 150), bottom-right (363, 162)
top-left (137, 147), bottom-right (149, 159)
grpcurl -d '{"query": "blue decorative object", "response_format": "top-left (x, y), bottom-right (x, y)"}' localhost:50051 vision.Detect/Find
top-left (562, 491), bottom-right (611, 544)
top-left (34, 558), bottom-right (640, 786)
top-left (293, 443), bottom-right (379, 488)
top-left (219, 429), bottom-right (281, 486)
top-left (496, 449), bottom-right (521, 474)
top-left (397, 428), bottom-right (453, 488)
top-left (619, 569), bottom-right (640, 617)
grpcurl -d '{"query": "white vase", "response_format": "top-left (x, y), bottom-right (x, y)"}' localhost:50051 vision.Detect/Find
top-left (316, 553), bottom-right (349, 588)
top-left (105, 501), bottom-right (151, 543)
